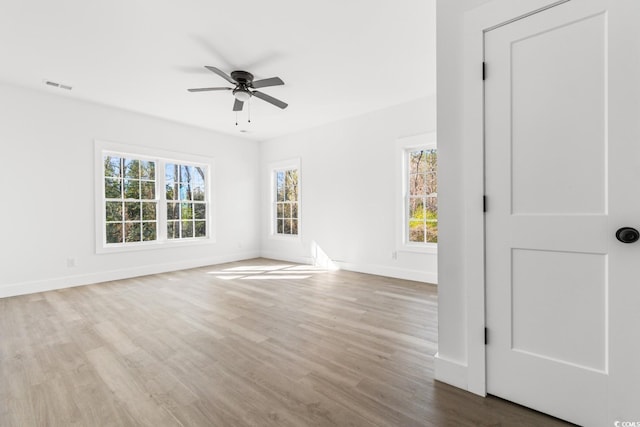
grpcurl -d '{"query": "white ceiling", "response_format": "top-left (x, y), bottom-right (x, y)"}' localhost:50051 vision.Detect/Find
top-left (0, 0), bottom-right (435, 141)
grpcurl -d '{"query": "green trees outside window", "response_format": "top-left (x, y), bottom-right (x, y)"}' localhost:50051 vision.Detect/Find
top-left (103, 154), bottom-right (208, 246)
top-left (104, 156), bottom-right (157, 244)
top-left (275, 168), bottom-right (299, 235)
top-left (408, 149), bottom-right (437, 243)
top-left (166, 164), bottom-right (207, 239)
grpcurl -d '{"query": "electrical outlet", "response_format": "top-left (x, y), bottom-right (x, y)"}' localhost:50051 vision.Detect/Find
top-left (66, 257), bottom-right (76, 268)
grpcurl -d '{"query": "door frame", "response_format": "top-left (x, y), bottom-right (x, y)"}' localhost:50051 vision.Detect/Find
top-left (461, 0), bottom-right (572, 396)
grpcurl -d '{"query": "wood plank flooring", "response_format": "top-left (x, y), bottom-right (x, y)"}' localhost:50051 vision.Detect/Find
top-left (0, 258), bottom-right (570, 426)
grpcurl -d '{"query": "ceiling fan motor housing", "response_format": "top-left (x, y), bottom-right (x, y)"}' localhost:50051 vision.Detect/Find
top-left (230, 70), bottom-right (254, 86)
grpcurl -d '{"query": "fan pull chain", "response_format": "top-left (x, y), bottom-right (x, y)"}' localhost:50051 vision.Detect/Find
top-left (248, 99), bottom-right (251, 124)
top-left (235, 111), bottom-right (238, 126)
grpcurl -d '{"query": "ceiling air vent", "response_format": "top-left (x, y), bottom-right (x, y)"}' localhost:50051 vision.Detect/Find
top-left (43, 80), bottom-right (73, 91)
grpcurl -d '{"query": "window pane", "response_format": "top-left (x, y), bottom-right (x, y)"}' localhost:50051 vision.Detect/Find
top-left (142, 202), bottom-right (156, 221)
top-left (276, 203), bottom-right (283, 218)
top-left (140, 181), bottom-right (155, 200)
top-left (426, 221), bottom-right (438, 243)
top-left (195, 221), bottom-right (206, 237)
top-left (167, 221), bottom-right (178, 239)
top-left (291, 219), bottom-right (298, 235)
top-left (409, 173), bottom-right (426, 196)
top-left (426, 197), bottom-right (437, 218)
top-left (106, 201), bottom-right (123, 221)
top-left (409, 197), bottom-right (425, 219)
top-left (105, 178), bottom-right (121, 199)
top-left (165, 163), bottom-right (178, 182)
top-left (277, 219), bottom-right (284, 234)
top-left (425, 149), bottom-right (437, 173)
top-left (124, 179), bottom-right (140, 199)
top-left (284, 203), bottom-right (292, 218)
top-left (286, 169), bottom-right (298, 201)
top-left (124, 159), bottom-right (140, 179)
top-left (104, 156), bottom-right (121, 178)
top-left (284, 219), bottom-right (292, 234)
top-left (125, 222), bottom-right (141, 242)
top-left (276, 171), bottom-right (285, 201)
top-left (193, 185), bottom-right (205, 201)
top-left (284, 170), bottom-right (291, 192)
top-left (194, 167), bottom-right (205, 184)
top-left (106, 223), bottom-right (123, 243)
top-left (142, 222), bottom-right (157, 241)
top-left (426, 172), bottom-right (437, 196)
top-left (291, 203), bottom-right (298, 219)
top-left (181, 203), bottom-right (193, 220)
top-left (419, 151), bottom-right (430, 173)
top-left (179, 183), bottom-right (191, 200)
top-left (181, 165), bottom-right (194, 183)
top-left (125, 202), bottom-right (141, 221)
top-left (409, 151), bottom-right (424, 174)
top-left (194, 203), bottom-right (206, 220)
top-left (166, 182), bottom-right (178, 200)
top-left (409, 222), bottom-right (426, 243)
top-left (167, 202), bottom-right (179, 220)
top-left (140, 161), bottom-right (155, 180)
top-left (182, 221), bottom-right (193, 238)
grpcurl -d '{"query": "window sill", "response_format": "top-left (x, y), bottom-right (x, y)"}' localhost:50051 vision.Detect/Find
top-left (398, 244), bottom-right (438, 255)
top-left (268, 233), bottom-right (301, 242)
top-left (96, 236), bottom-right (215, 254)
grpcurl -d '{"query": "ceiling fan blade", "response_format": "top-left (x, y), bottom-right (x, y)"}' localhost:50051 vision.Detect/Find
top-left (187, 87), bottom-right (232, 92)
top-left (233, 98), bottom-right (244, 111)
top-left (251, 77), bottom-right (284, 89)
top-left (252, 91), bottom-right (288, 109)
top-left (205, 66), bottom-right (236, 84)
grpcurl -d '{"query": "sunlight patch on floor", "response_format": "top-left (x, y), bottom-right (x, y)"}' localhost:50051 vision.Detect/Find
top-left (206, 262), bottom-right (328, 281)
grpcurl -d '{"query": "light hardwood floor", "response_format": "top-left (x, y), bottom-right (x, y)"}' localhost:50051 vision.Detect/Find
top-left (0, 258), bottom-right (570, 426)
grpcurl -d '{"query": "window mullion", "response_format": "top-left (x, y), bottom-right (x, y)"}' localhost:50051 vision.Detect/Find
top-left (156, 159), bottom-right (166, 242)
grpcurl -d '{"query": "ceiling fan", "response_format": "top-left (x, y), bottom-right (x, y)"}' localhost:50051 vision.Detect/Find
top-left (188, 66), bottom-right (288, 112)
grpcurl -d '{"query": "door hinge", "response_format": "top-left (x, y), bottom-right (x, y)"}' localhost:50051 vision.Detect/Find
top-left (483, 195), bottom-right (487, 212)
top-left (482, 62), bottom-right (486, 80)
top-left (485, 327), bottom-right (488, 345)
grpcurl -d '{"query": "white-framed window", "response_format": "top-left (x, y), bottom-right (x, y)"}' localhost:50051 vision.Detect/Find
top-left (103, 155), bottom-right (158, 244)
top-left (95, 140), bottom-right (213, 253)
top-left (270, 159), bottom-right (300, 238)
top-left (165, 163), bottom-right (207, 239)
top-left (396, 132), bottom-right (437, 253)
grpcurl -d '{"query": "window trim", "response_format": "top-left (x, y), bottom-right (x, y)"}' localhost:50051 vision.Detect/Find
top-left (268, 158), bottom-right (301, 241)
top-left (94, 139), bottom-right (215, 254)
top-left (395, 132), bottom-right (438, 254)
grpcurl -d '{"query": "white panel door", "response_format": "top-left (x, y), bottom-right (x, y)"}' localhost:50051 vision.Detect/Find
top-left (485, 1), bottom-right (640, 426)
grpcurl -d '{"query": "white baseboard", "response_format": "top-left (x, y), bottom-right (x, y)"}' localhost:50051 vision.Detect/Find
top-left (434, 353), bottom-right (468, 390)
top-left (334, 261), bottom-right (437, 284)
top-left (0, 250), bottom-right (260, 299)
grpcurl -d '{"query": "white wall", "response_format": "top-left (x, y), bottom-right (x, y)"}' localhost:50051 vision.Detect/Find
top-left (0, 83), bottom-right (260, 297)
top-left (259, 96), bottom-right (437, 283)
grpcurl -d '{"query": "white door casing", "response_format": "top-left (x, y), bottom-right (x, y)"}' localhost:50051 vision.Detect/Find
top-left (484, 0), bottom-right (640, 425)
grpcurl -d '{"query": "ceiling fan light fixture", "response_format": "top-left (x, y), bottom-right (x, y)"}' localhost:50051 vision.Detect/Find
top-left (233, 89), bottom-right (251, 102)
